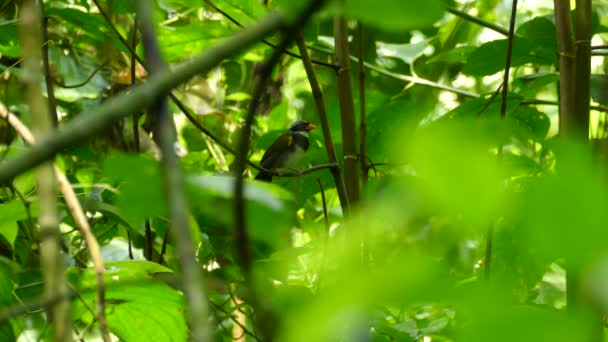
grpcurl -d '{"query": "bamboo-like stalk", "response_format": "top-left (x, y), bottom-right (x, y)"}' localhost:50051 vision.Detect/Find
top-left (554, 0), bottom-right (577, 138)
top-left (333, 16), bottom-right (360, 208)
top-left (294, 33), bottom-right (349, 213)
top-left (574, 0), bottom-right (591, 139)
top-left (19, 1), bottom-right (71, 340)
top-left (136, 1), bottom-right (211, 341)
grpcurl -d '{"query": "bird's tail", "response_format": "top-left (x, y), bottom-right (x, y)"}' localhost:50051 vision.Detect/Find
top-left (254, 171), bottom-right (273, 182)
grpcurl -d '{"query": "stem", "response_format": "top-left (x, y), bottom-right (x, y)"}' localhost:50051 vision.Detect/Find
top-left (40, 10), bottom-right (58, 126)
top-left (233, 1), bottom-right (327, 340)
top-left (294, 34), bottom-right (349, 213)
top-left (334, 16), bottom-right (360, 208)
top-left (20, 1), bottom-right (71, 340)
top-left (136, 1), bottom-right (212, 341)
top-left (0, 11), bottom-right (286, 185)
top-left (447, 7), bottom-right (509, 36)
top-left (357, 22), bottom-right (368, 187)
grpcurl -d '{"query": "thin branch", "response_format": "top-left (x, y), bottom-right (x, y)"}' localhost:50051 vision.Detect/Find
top-left (0, 289), bottom-right (78, 323)
top-left (136, 1), bottom-right (211, 341)
top-left (0, 10), bottom-right (287, 184)
top-left (294, 33), bottom-right (349, 212)
top-left (233, 1), bottom-right (326, 340)
top-left (0, 103), bottom-right (110, 342)
top-left (53, 63), bottom-right (106, 89)
top-left (357, 22), bottom-right (368, 187)
top-left (447, 7), bottom-right (509, 36)
top-left (308, 45), bottom-right (481, 98)
top-left (203, 0), bottom-right (338, 70)
top-left (209, 301), bottom-right (261, 342)
top-left (40, 10), bottom-right (58, 126)
top-left (20, 1), bottom-right (71, 340)
top-left (500, 0), bottom-right (518, 119)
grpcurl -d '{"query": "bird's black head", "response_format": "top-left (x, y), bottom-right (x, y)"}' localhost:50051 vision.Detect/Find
top-left (289, 120), bottom-right (316, 132)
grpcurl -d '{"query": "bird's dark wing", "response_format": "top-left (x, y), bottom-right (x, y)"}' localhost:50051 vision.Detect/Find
top-left (260, 133), bottom-right (293, 167)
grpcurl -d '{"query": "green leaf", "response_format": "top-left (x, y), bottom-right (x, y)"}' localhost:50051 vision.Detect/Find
top-left (0, 20), bottom-right (20, 57)
top-left (516, 16), bottom-right (557, 55)
top-left (463, 38), bottom-right (556, 76)
top-left (0, 201), bottom-right (26, 248)
top-left (427, 45), bottom-right (476, 64)
top-left (335, 0), bottom-right (445, 32)
top-left (103, 154), bottom-right (165, 230)
top-left (68, 261), bottom-right (187, 342)
top-left (187, 174), bottom-right (296, 250)
top-left (0, 260), bottom-right (15, 342)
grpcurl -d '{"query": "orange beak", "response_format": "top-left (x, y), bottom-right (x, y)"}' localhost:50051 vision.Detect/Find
top-left (306, 123), bottom-right (316, 131)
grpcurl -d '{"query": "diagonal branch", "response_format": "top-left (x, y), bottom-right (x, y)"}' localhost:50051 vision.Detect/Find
top-left (295, 33), bottom-right (349, 212)
top-left (0, 11), bottom-right (287, 185)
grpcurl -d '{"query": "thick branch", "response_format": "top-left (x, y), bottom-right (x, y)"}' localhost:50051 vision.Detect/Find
top-left (0, 11), bottom-right (286, 184)
top-left (554, 0), bottom-right (577, 138)
top-left (334, 16), bottom-right (360, 207)
top-left (136, 2), bottom-right (211, 341)
top-left (20, 1), bottom-right (71, 340)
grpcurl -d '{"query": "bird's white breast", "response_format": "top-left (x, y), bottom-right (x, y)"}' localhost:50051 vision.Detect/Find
top-left (284, 144), bottom-right (305, 169)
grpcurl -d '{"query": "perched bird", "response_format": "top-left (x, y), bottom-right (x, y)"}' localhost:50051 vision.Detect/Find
top-left (254, 120), bottom-right (316, 182)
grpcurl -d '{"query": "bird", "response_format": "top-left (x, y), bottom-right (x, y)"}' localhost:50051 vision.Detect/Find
top-left (254, 120), bottom-right (316, 182)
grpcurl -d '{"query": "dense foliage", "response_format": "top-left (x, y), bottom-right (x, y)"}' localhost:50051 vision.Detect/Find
top-left (1, 0), bottom-right (608, 341)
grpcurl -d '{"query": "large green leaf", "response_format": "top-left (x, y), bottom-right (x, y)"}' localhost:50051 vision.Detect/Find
top-left (463, 38), bottom-right (556, 76)
top-left (187, 174), bottom-right (296, 250)
top-left (103, 154), bottom-right (166, 230)
top-left (68, 261), bottom-right (187, 342)
top-left (0, 200), bottom-right (28, 248)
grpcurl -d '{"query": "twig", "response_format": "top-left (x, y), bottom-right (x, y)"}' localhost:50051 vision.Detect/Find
top-left (308, 45), bottom-right (481, 98)
top-left (554, 0), bottom-right (577, 137)
top-left (0, 103), bottom-right (110, 342)
top-left (144, 219), bottom-right (153, 260)
top-left (0, 289), bottom-right (78, 323)
top-left (53, 63), bottom-right (106, 89)
top-left (20, 2), bottom-right (71, 341)
top-left (130, 17), bottom-right (139, 259)
top-left (209, 301), bottom-right (261, 342)
top-left (0, 10), bottom-right (287, 184)
top-left (447, 7), bottom-right (509, 36)
top-left (233, 1), bottom-right (327, 340)
top-left (40, 10), bottom-right (58, 126)
top-left (136, 1), bottom-right (212, 341)
top-left (203, 0), bottom-right (338, 70)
